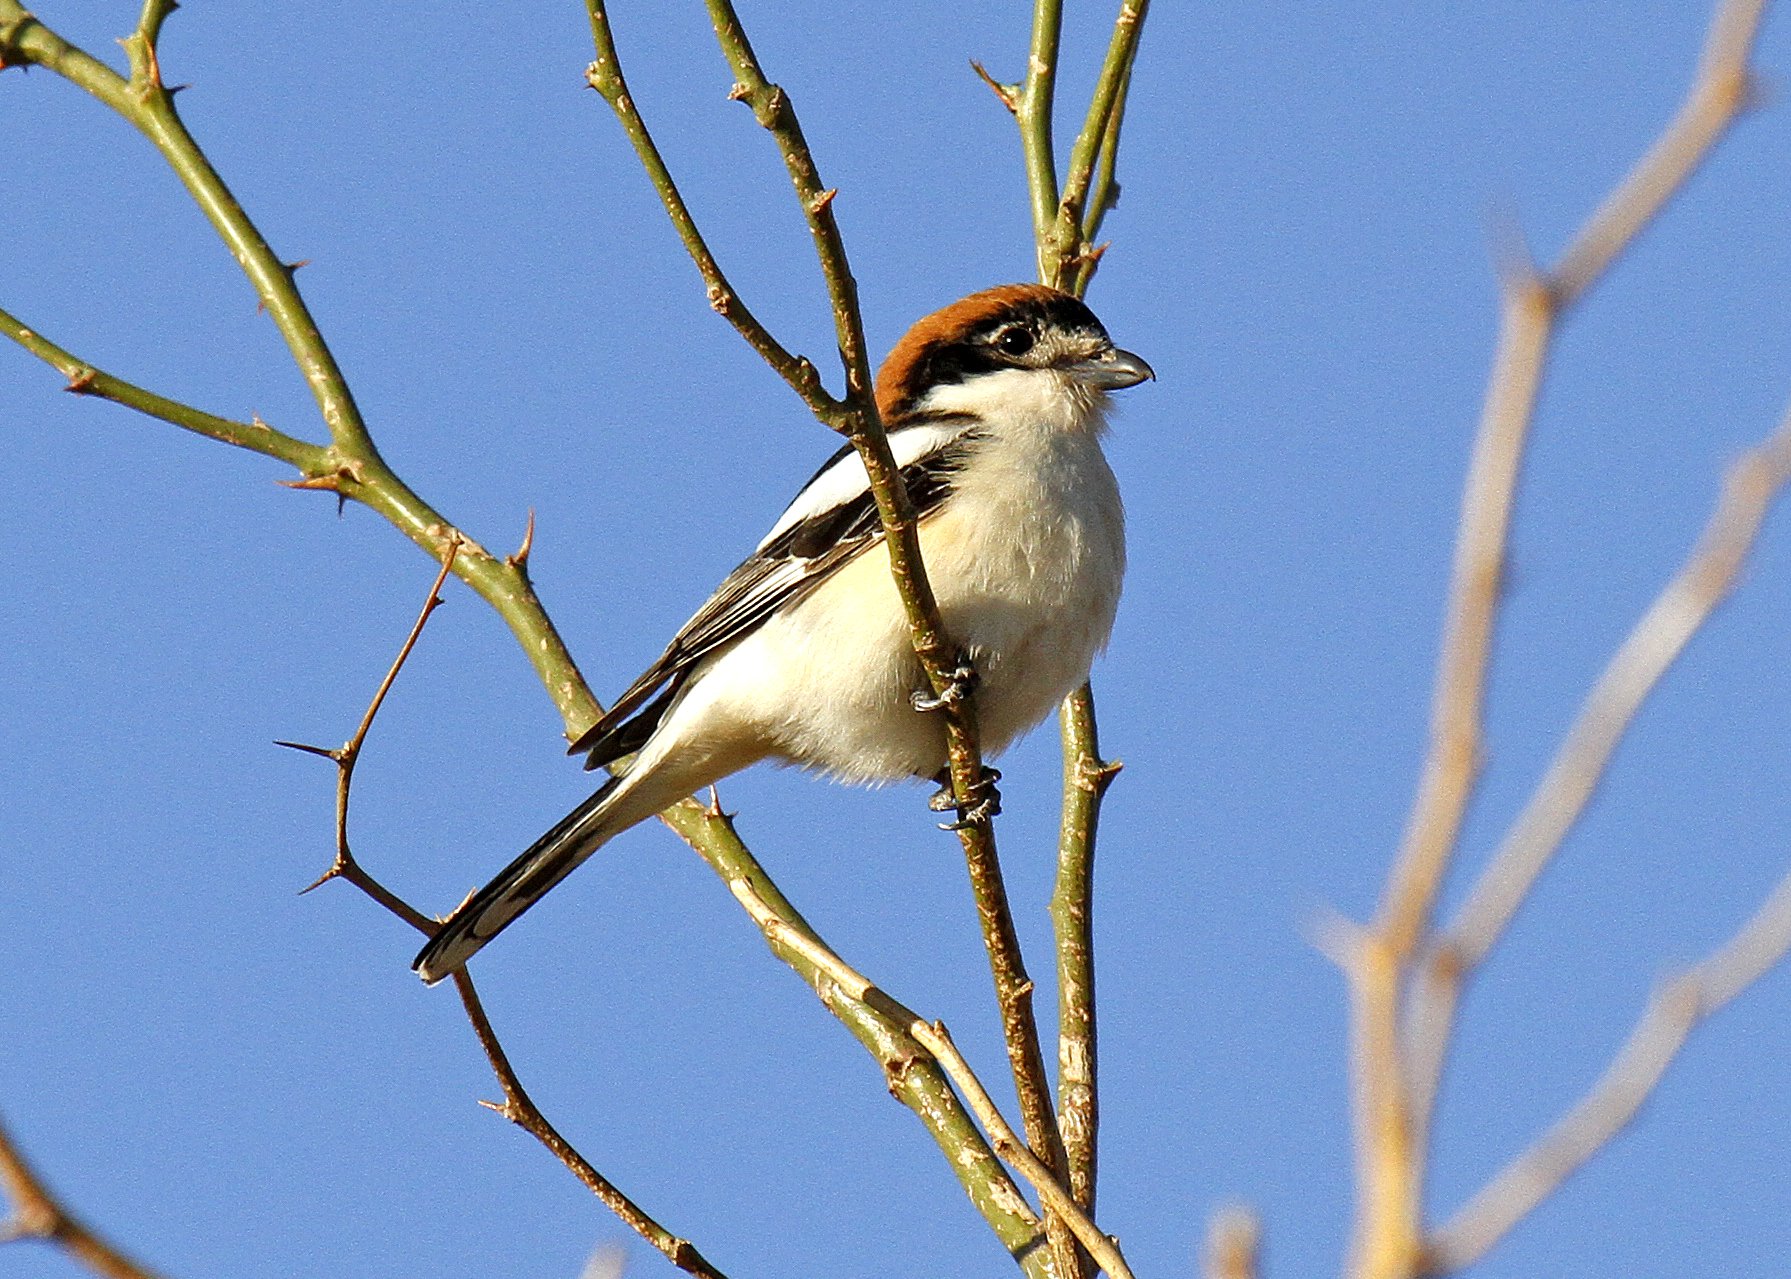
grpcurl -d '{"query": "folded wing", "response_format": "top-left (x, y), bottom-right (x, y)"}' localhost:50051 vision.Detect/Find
top-left (568, 415), bottom-right (982, 771)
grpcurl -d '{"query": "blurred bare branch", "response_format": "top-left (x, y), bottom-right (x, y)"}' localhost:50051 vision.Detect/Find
top-left (1205, 1205), bottom-right (1262, 1279)
top-left (0, 1112), bottom-right (167, 1279)
top-left (1346, 3), bottom-right (1779, 1277)
top-left (1427, 867), bottom-right (1791, 1271)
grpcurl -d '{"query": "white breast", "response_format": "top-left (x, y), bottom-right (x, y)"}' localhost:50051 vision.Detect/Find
top-left (667, 376), bottom-right (1126, 785)
top-left (924, 425), bottom-right (1125, 755)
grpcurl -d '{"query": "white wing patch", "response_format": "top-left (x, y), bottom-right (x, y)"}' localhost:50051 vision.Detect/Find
top-left (757, 419), bottom-right (970, 551)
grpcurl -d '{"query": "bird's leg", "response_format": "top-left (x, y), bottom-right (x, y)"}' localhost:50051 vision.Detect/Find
top-left (910, 658), bottom-right (979, 713)
top-left (927, 769), bottom-right (957, 812)
top-left (931, 765), bottom-right (1002, 829)
top-left (912, 658), bottom-right (999, 825)
top-left (927, 764), bottom-right (1003, 812)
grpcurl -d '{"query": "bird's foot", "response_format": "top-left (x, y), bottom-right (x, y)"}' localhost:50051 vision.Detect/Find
top-left (910, 660), bottom-right (979, 713)
top-left (927, 765), bottom-right (1002, 812)
top-left (931, 766), bottom-right (1002, 830)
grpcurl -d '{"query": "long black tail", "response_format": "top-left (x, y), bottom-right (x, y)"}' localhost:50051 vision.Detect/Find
top-left (413, 775), bottom-right (622, 984)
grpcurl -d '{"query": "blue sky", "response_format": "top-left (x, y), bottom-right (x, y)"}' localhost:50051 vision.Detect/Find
top-left (3, 4), bottom-right (1789, 1278)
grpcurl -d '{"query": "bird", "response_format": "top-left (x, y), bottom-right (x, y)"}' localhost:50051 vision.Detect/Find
top-left (413, 283), bottom-right (1153, 983)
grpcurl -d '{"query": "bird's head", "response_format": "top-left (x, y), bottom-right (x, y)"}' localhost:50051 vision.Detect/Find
top-left (874, 284), bottom-right (1154, 427)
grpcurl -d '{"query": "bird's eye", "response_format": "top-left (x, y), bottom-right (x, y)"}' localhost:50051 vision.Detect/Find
top-left (995, 326), bottom-right (1036, 357)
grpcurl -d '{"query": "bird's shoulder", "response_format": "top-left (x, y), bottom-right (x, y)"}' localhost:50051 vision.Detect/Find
top-left (568, 413), bottom-right (982, 768)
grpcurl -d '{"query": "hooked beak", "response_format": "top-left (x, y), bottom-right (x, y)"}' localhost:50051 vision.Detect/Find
top-left (1068, 345), bottom-right (1155, 390)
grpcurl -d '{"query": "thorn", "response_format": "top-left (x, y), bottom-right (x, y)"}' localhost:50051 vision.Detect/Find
top-left (166, 82), bottom-right (189, 95)
top-left (274, 738), bottom-right (344, 761)
top-left (250, 413), bottom-right (271, 430)
top-left (284, 258), bottom-right (311, 274)
top-left (806, 188), bottom-right (838, 216)
top-left (298, 863), bottom-right (344, 895)
top-left (969, 59), bottom-right (1020, 113)
top-left (477, 1098), bottom-right (506, 1115)
top-left (1076, 755), bottom-right (1124, 795)
top-left (62, 368), bottom-right (98, 395)
top-left (280, 463), bottom-right (360, 493)
top-left (705, 785), bottom-right (727, 819)
top-left (505, 509), bottom-right (536, 570)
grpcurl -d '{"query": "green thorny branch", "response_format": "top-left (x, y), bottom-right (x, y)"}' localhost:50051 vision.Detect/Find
top-left (975, 2), bottom-right (1150, 1267)
top-left (2, 1), bottom-right (1149, 1275)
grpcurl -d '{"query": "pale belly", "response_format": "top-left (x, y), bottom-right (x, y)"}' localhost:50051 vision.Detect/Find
top-left (716, 442), bottom-right (1125, 783)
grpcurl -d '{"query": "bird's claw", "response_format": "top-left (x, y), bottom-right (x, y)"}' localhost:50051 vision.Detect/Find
top-left (931, 766), bottom-right (1002, 830)
top-left (910, 661), bottom-right (979, 713)
top-left (927, 765), bottom-right (1001, 812)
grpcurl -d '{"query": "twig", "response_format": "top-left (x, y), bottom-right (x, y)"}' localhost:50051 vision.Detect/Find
top-left (290, 538), bottom-right (1046, 1271)
top-left (700, 0), bottom-right (875, 410)
top-left (1425, 866), bottom-right (1791, 1273)
top-left (0, 303), bottom-right (326, 471)
top-left (453, 972), bottom-right (728, 1279)
top-left (280, 549), bottom-right (727, 1278)
top-left (1406, 405), bottom-right (1791, 1128)
top-left (0, 1112), bottom-right (167, 1279)
top-left (1052, 684), bottom-right (1120, 1214)
top-left (1048, 0), bottom-right (1150, 291)
top-left (727, 878), bottom-right (1136, 1279)
top-left (582, 7), bottom-right (835, 419)
top-left (1016, 0), bottom-right (1065, 280)
top-left (277, 540), bottom-right (462, 926)
top-left (692, 0), bottom-right (1016, 826)
top-left (1345, 5), bottom-right (1770, 1276)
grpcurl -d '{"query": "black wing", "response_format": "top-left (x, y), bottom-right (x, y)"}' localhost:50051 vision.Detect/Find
top-left (568, 418), bottom-right (982, 771)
